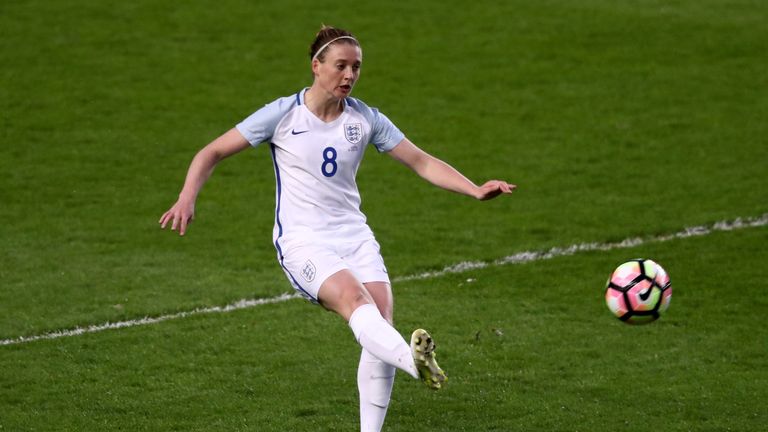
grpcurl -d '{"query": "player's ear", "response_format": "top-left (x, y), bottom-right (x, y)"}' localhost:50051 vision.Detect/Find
top-left (311, 58), bottom-right (321, 77)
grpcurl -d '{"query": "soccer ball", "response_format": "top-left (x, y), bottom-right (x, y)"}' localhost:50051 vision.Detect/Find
top-left (605, 259), bottom-right (672, 324)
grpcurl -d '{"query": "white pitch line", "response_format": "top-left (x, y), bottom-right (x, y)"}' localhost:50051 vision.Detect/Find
top-left (2, 213), bottom-right (766, 347)
top-left (0, 293), bottom-right (302, 347)
top-left (394, 213), bottom-right (768, 282)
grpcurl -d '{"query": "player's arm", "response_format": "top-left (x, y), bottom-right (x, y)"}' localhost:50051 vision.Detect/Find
top-left (387, 138), bottom-right (516, 200)
top-left (159, 127), bottom-right (251, 235)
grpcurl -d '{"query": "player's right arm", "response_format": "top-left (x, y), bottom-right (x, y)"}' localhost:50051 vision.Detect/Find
top-left (159, 128), bottom-right (251, 236)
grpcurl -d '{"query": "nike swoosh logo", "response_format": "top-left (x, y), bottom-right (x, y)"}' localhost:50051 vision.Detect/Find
top-left (291, 129), bottom-right (309, 135)
top-left (638, 287), bottom-right (653, 301)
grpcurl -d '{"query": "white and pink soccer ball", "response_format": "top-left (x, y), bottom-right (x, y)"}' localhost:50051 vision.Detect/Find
top-left (605, 259), bottom-right (672, 324)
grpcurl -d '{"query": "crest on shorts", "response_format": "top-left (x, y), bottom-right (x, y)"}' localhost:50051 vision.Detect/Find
top-left (344, 123), bottom-right (363, 144)
top-left (301, 260), bottom-right (316, 283)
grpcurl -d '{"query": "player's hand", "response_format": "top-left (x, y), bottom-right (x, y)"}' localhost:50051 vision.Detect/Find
top-left (475, 180), bottom-right (516, 201)
top-left (159, 199), bottom-right (195, 236)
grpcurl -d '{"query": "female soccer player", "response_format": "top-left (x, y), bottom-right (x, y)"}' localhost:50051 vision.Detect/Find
top-left (160, 26), bottom-right (515, 432)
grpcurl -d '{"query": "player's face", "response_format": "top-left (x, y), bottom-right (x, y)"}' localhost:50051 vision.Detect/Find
top-left (313, 43), bottom-right (362, 99)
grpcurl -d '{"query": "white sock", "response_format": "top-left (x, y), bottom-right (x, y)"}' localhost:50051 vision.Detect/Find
top-left (348, 303), bottom-right (419, 379)
top-left (358, 349), bottom-right (395, 432)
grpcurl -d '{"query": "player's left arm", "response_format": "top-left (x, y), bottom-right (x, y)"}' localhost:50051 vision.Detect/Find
top-left (387, 138), bottom-right (516, 201)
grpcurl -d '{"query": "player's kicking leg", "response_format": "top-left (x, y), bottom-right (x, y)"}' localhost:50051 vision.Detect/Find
top-left (410, 329), bottom-right (447, 390)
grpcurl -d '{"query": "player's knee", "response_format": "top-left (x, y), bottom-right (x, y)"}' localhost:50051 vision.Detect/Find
top-left (349, 289), bottom-right (372, 307)
top-left (332, 280), bottom-right (371, 306)
top-left (342, 290), bottom-right (373, 318)
top-left (322, 285), bottom-right (373, 319)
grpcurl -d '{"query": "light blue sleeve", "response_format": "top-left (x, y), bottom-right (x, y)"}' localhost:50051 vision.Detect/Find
top-left (235, 95), bottom-right (295, 147)
top-left (348, 98), bottom-right (405, 152)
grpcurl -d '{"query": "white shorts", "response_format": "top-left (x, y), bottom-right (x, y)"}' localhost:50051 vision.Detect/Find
top-left (277, 237), bottom-right (390, 303)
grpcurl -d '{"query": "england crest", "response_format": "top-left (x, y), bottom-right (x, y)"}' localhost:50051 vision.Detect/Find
top-left (344, 123), bottom-right (363, 144)
top-left (301, 260), bottom-right (316, 283)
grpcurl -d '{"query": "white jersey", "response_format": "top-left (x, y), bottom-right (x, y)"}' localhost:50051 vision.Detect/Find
top-left (236, 88), bottom-right (405, 252)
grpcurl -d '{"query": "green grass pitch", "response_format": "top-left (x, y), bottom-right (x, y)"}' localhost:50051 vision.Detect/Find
top-left (1, 0), bottom-right (766, 430)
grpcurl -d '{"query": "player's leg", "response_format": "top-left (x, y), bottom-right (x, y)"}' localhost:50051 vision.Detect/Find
top-left (318, 270), bottom-right (420, 378)
top-left (346, 238), bottom-right (446, 391)
top-left (357, 347), bottom-right (394, 432)
top-left (355, 266), bottom-right (446, 391)
top-left (356, 282), bottom-right (396, 432)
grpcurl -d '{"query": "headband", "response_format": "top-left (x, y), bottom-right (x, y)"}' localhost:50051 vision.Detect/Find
top-left (311, 36), bottom-right (359, 61)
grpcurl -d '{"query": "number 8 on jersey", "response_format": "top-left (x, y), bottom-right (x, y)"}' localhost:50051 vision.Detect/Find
top-left (322, 147), bottom-right (338, 177)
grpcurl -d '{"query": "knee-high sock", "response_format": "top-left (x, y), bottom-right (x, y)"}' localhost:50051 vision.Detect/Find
top-left (358, 348), bottom-right (395, 432)
top-left (348, 303), bottom-right (419, 379)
